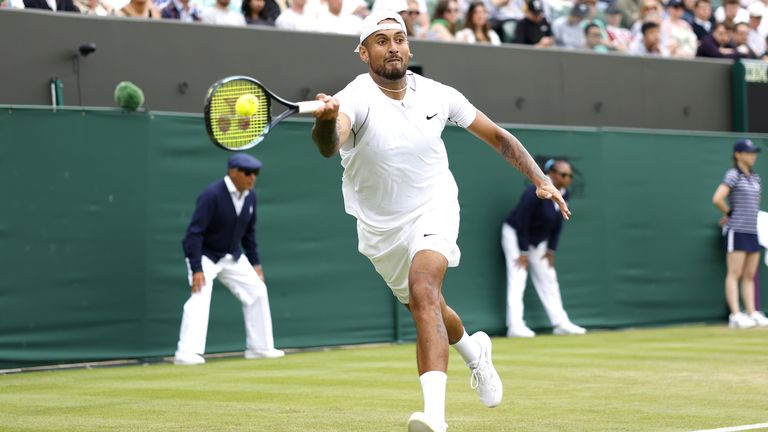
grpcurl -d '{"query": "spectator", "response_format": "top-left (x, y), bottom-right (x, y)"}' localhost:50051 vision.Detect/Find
top-left (75, 0), bottom-right (113, 14)
top-left (689, 0), bottom-right (714, 41)
top-left (733, 21), bottom-right (758, 58)
top-left (428, 0), bottom-right (461, 40)
top-left (275, 0), bottom-right (315, 30)
top-left (746, 2), bottom-right (766, 57)
top-left (174, 154), bottom-right (284, 365)
top-left (486, 0), bottom-right (526, 42)
top-left (375, 0), bottom-right (426, 30)
top-left (241, 0), bottom-right (275, 25)
top-left (455, 1), bottom-right (502, 44)
top-left (661, 0), bottom-right (698, 58)
top-left (161, 0), bottom-right (202, 21)
top-left (2, 0), bottom-right (25, 7)
top-left (315, 0), bottom-right (363, 34)
top-left (552, 2), bottom-right (589, 49)
top-left (201, 0), bottom-right (245, 23)
top-left (343, 0), bottom-right (369, 18)
top-left (681, 0), bottom-right (695, 22)
top-left (399, 0), bottom-right (426, 38)
top-left (513, 0), bottom-right (554, 47)
top-left (711, 139), bottom-right (768, 329)
top-left (628, 20), bottom-right (670, 56)
top-left (615, 0), bottom-right (641, 29)
top-left (23, 0), bottom-right (79, 11)
top-left (501, 159), bottom-right (586, 338)
top-left (715, 0), bottom-right (748, 26)
top-left (630, 0), bottom-right (663, 37)
top-left (761, 0), bottom-right (768, 37)
top-left (604, 4), bottom-right (633, 51)
top-left (116, 0), bottom-right (161, 17)
top-left (696, 21), bottom-right (739, 57)
top-left (584, 21), bottom-right (611, 51)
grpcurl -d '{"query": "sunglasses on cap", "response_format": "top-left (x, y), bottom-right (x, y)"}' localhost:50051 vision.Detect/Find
top-left (238, 168), bottom-right (260, 176)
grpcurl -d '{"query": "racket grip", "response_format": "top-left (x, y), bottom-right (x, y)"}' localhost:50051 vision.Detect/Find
top-left (297, 100), bottom-right (325, 114)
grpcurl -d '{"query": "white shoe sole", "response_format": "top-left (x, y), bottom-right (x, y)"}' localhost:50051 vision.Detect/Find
top-left (407, 412), bottom-right (445, 432)
top-left (245, 350), bottom-right (285, 359)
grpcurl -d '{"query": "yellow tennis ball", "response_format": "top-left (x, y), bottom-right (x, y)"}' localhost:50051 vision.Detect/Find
top-left (235, 94), bottom-right (259, 117)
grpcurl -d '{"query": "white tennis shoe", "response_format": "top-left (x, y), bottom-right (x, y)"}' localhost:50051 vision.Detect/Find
top-left (748, 311), bottom-right (768, 327)
top-left (245, 348), bottom-right (285, 359)
top-left (467, 331), bottom-right (503, 408)
top-left (553, 322), bottom-right (587, 335)
top-left (407, 412), bottom-right (447, 432)
top-left (507, 326), bottom-right (536, 338)
top-left (729, 312), bottom-right (757, 329)
top-left (173, 351), bottom-right (205, 365)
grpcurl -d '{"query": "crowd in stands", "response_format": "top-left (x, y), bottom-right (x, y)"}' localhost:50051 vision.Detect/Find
top-left (3, 0), bottom-right (768, 59)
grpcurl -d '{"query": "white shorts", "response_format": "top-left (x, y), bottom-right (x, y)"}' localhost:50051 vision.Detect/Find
top-left (356, 203), bottom-right (461, 304)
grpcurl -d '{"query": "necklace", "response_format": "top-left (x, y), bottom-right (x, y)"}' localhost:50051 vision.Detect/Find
top-left (375, 82), bottom-right (408, 93)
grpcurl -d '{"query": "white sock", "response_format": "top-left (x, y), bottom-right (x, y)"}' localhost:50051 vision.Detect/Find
top-left (419, 371), bottom-right (447, 424)
top-left (451, 331), bottom-right (481, 366)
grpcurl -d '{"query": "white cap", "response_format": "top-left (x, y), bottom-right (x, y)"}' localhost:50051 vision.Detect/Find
top-left (354, 9), bottom-right (408, 53)
top-left (748, 1), bottom-right (764, 17)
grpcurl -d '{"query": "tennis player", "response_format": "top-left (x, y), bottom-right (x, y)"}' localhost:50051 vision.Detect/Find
top-left (310, 10), bottom-right (570, 432)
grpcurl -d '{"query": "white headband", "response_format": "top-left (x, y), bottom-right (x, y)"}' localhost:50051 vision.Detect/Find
top-left (354, 11), bottom-right (408, 53)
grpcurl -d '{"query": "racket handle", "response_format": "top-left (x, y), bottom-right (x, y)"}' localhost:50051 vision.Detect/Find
top-left (297, 100), bottom-right (325, 114)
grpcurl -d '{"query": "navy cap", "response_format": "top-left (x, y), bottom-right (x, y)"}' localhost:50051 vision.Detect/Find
top-left (733, 139), bottom-right (760, 153)
top-left (571, 2), bottom-right (590, 16)
top-left (666, 0), bottom-right (683, 7)
top-left (228, 153), bottom-right (263, 170)
top-left (526, 0), bottom-right (544, 14)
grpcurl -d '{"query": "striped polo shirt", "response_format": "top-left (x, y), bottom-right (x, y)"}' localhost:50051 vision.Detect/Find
top-left (723, 167), bottom-right (761, 234)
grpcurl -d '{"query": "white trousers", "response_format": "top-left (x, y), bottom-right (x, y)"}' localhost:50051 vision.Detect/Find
top-left (501, 223), bottom-right (571, 330)
top-left (176, 254), bottom-right (276, 354)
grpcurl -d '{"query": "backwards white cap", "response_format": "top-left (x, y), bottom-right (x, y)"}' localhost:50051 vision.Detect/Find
top-left (354, 10), bottom-right (408, 53)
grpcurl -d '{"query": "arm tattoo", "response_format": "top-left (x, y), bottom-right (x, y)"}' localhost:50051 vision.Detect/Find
top-left (497, 130), bottom-right (549, 185)
top-left (312, 118), bottom-right (340, 158)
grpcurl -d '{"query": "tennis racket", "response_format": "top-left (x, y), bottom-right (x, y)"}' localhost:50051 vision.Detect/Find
top-left (203, 76), bottom-right (325, 151)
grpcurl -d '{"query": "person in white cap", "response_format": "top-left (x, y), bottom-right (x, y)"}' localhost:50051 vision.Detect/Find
top-left (746, 2), bottom-right (766, 57)
top-left (309, 10), bottom-right (571, 432)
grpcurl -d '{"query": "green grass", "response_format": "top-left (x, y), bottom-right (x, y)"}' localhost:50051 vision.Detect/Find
top-left (1, 325), bottom-right (767, 432)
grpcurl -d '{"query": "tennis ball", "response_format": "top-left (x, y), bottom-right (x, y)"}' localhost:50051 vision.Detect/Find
top-left (114, 81), bottom-right (145, 111)
top-left (236, 94), bottom-right (259, 117)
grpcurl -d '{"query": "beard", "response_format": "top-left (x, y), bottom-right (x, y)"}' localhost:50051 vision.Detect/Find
top-left (373, 58), bottom-right (408, 81)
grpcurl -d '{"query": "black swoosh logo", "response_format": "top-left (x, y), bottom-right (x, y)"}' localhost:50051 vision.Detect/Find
top-left (423, 233), bottom-right (437, 237)
top-left (426, 113), bottom-right (437, 120)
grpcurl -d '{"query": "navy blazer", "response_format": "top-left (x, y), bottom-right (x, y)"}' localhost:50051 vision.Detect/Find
top-left (23, 0), bottom-right (79, 11)
top-left (505, 185), bottom-right (569, 252)
top-left (182, 179), bottom-right (260, 273)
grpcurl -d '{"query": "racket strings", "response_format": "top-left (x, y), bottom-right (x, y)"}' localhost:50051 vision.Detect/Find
top-left (209, 81), bottom-right (270, 150)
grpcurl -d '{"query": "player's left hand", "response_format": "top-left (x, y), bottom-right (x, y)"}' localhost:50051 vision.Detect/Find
top-left (536, 183), bottom-right (571, 220)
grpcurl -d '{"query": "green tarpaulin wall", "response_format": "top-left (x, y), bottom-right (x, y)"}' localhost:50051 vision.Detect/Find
top-left (1, 107), bottom-right (765, 369)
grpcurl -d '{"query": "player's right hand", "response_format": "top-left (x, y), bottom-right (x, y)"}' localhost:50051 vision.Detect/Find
top-left (314, 93), bottom-right (339, 121)
top-left (191, 272), bottom-right (205, 293)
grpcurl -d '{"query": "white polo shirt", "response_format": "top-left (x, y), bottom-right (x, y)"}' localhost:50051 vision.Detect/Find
top-left (335, 72), bottom-right (476, 230)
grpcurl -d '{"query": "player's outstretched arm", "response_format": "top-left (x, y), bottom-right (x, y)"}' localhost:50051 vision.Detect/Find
top-left (311, 93), bottom-right (351, 158)
top-left (467, 110), bottom-right (571, 220)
